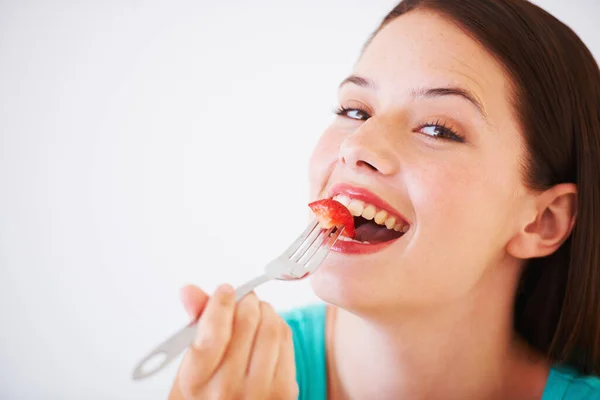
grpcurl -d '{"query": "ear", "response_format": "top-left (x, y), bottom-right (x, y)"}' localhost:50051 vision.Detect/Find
top-left (506, 183), bottom-right (577, 259)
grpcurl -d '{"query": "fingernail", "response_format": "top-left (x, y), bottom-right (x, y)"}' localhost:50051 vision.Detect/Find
top-left (217, 284), bottom-right (234, 295)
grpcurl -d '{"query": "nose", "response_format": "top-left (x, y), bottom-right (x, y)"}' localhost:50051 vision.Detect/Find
top-left (338, 121), bottom-right (399, 176)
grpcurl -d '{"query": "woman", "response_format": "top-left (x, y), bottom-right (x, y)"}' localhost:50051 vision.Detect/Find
top-left (169, 0), bottom-right (600, 398)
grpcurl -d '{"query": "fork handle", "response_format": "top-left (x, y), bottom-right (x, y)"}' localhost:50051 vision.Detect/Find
top-left (234, 273), bottom-right (271, 301)
top-left (131, 273), bottom-right (273, 381)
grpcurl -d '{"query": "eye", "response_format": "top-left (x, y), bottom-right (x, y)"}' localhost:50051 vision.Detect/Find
top-left (417, 121), bottom-right (465, 143)
top-left (334, 106), bottom-right (371, 121)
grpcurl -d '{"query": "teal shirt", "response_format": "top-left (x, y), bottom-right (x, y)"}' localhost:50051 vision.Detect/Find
top-left (281, 304), bottom-right (600, 400)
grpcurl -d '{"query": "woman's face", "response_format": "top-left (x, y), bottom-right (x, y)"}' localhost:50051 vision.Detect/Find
top-left (308, 10), bottom-right (534, 311)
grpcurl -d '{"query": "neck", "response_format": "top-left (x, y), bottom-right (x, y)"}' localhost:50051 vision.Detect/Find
top-left (327, 262), bottom-right (549, 400)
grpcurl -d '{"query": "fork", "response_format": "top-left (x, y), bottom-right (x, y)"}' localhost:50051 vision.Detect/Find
top-left (131, 218), bottom-right (343, 381)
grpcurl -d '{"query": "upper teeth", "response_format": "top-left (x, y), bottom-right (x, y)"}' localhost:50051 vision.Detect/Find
top-left (333, 195), bottom-right (409, 232)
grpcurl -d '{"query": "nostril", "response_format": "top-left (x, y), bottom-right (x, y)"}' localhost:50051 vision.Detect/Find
top-left (357, 160), bottom-right (378, 171)
top-left (339, 151), bottom-right (380, 172)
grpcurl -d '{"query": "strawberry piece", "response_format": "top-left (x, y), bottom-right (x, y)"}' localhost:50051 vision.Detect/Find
top-left (308, 199), bottom-right (356, 238)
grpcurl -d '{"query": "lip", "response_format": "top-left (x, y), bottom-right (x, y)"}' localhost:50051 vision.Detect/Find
top-left (325, 182), bottom-right (410, 255)
top-left (327, 182), bottom-right (410, 224)
top-left (331, 238), bottom-right (398, 255)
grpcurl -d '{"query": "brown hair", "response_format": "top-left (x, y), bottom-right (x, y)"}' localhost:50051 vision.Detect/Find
top-left (370, 0), bottom-right (600, 374)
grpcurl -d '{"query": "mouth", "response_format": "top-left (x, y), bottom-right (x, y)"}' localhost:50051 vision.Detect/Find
top-left (327, 184), bottom-right (411, 254)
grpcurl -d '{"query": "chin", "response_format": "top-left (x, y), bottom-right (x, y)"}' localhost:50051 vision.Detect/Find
top-left (308, 258), bottom-right (389, 314)
top-left (307, 248), bottom-right (450, 316)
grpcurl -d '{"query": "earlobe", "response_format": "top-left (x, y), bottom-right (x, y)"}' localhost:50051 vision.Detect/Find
top-left (506, 228), bottom-right (538, 260)
top-left (506, 183), bottom-right (577, 260)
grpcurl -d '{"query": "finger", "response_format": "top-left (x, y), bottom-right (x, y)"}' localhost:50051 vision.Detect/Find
top-left (273, 319), bottom-right (298, 396)
top-left (180, 284), bottom-right (209, 319)
top-left (178, 284), bottom-right (236, 397)
top-left (245, 302), bottom-right (282, 397)
top-left (211, 292), bottom-right (261, 396)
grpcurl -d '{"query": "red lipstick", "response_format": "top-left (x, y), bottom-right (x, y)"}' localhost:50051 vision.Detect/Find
top-left (325, 183), bottom-right (410, 255)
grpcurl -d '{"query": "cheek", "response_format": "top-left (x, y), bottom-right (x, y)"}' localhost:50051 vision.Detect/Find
top-left (408, 164), bottom-right (473, 248)
top-left (407, 152), bottom-right (518, 252)
top-left (399, 161), bottom-right (512, 297)
top-left (308, 127), bottom-right (342, 199)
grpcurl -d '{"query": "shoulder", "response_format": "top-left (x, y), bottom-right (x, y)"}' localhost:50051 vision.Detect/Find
top-left (543, 364), bottom-right (600, 400)
top-left (279, 303), bottom-right (328, 400)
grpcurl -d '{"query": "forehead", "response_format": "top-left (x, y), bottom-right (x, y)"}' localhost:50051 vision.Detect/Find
top-left (354, 10), bottom-right (512, 118)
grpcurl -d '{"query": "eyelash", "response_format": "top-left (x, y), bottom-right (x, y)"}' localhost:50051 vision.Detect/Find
top-left (333, 106), bottom-right (370, 121)
top-left (415, 119), bottom-right (465, 143)
top-left (333, 106), bottom-right (465, 143)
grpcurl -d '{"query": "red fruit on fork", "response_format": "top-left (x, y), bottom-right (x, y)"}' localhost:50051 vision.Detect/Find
top-left (308, 199), bottom-right (356, 238)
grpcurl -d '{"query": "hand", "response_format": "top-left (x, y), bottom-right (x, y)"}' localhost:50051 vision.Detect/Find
top-left (168, 284), bottom-right (299, 400)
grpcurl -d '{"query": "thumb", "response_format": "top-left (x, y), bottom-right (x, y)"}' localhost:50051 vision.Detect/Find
top-left (180, 284), bottom-right (210, 319)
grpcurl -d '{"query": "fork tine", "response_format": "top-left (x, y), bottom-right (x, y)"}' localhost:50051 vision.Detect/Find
top-left (282, 218), bottom-right (319, 258)
top-left (298, 226), bottom-right (336, 264)
top-left (303, 227), bottom-right (344, 270)
top-left (290, 226), bottom-right (327, 262)
top-left (289, 222), bottom-right (324, 262)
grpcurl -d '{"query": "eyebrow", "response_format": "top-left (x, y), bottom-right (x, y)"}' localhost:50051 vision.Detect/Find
top-left (411, 86), bottom-right (486, 118)
top-left (339, 74), bottom-right (487, 118)
top-left (339, 75), bottom-right (376, 89)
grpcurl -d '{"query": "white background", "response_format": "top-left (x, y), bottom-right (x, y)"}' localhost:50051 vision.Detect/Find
top-left (1, 1), bottom-right (598, 399)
